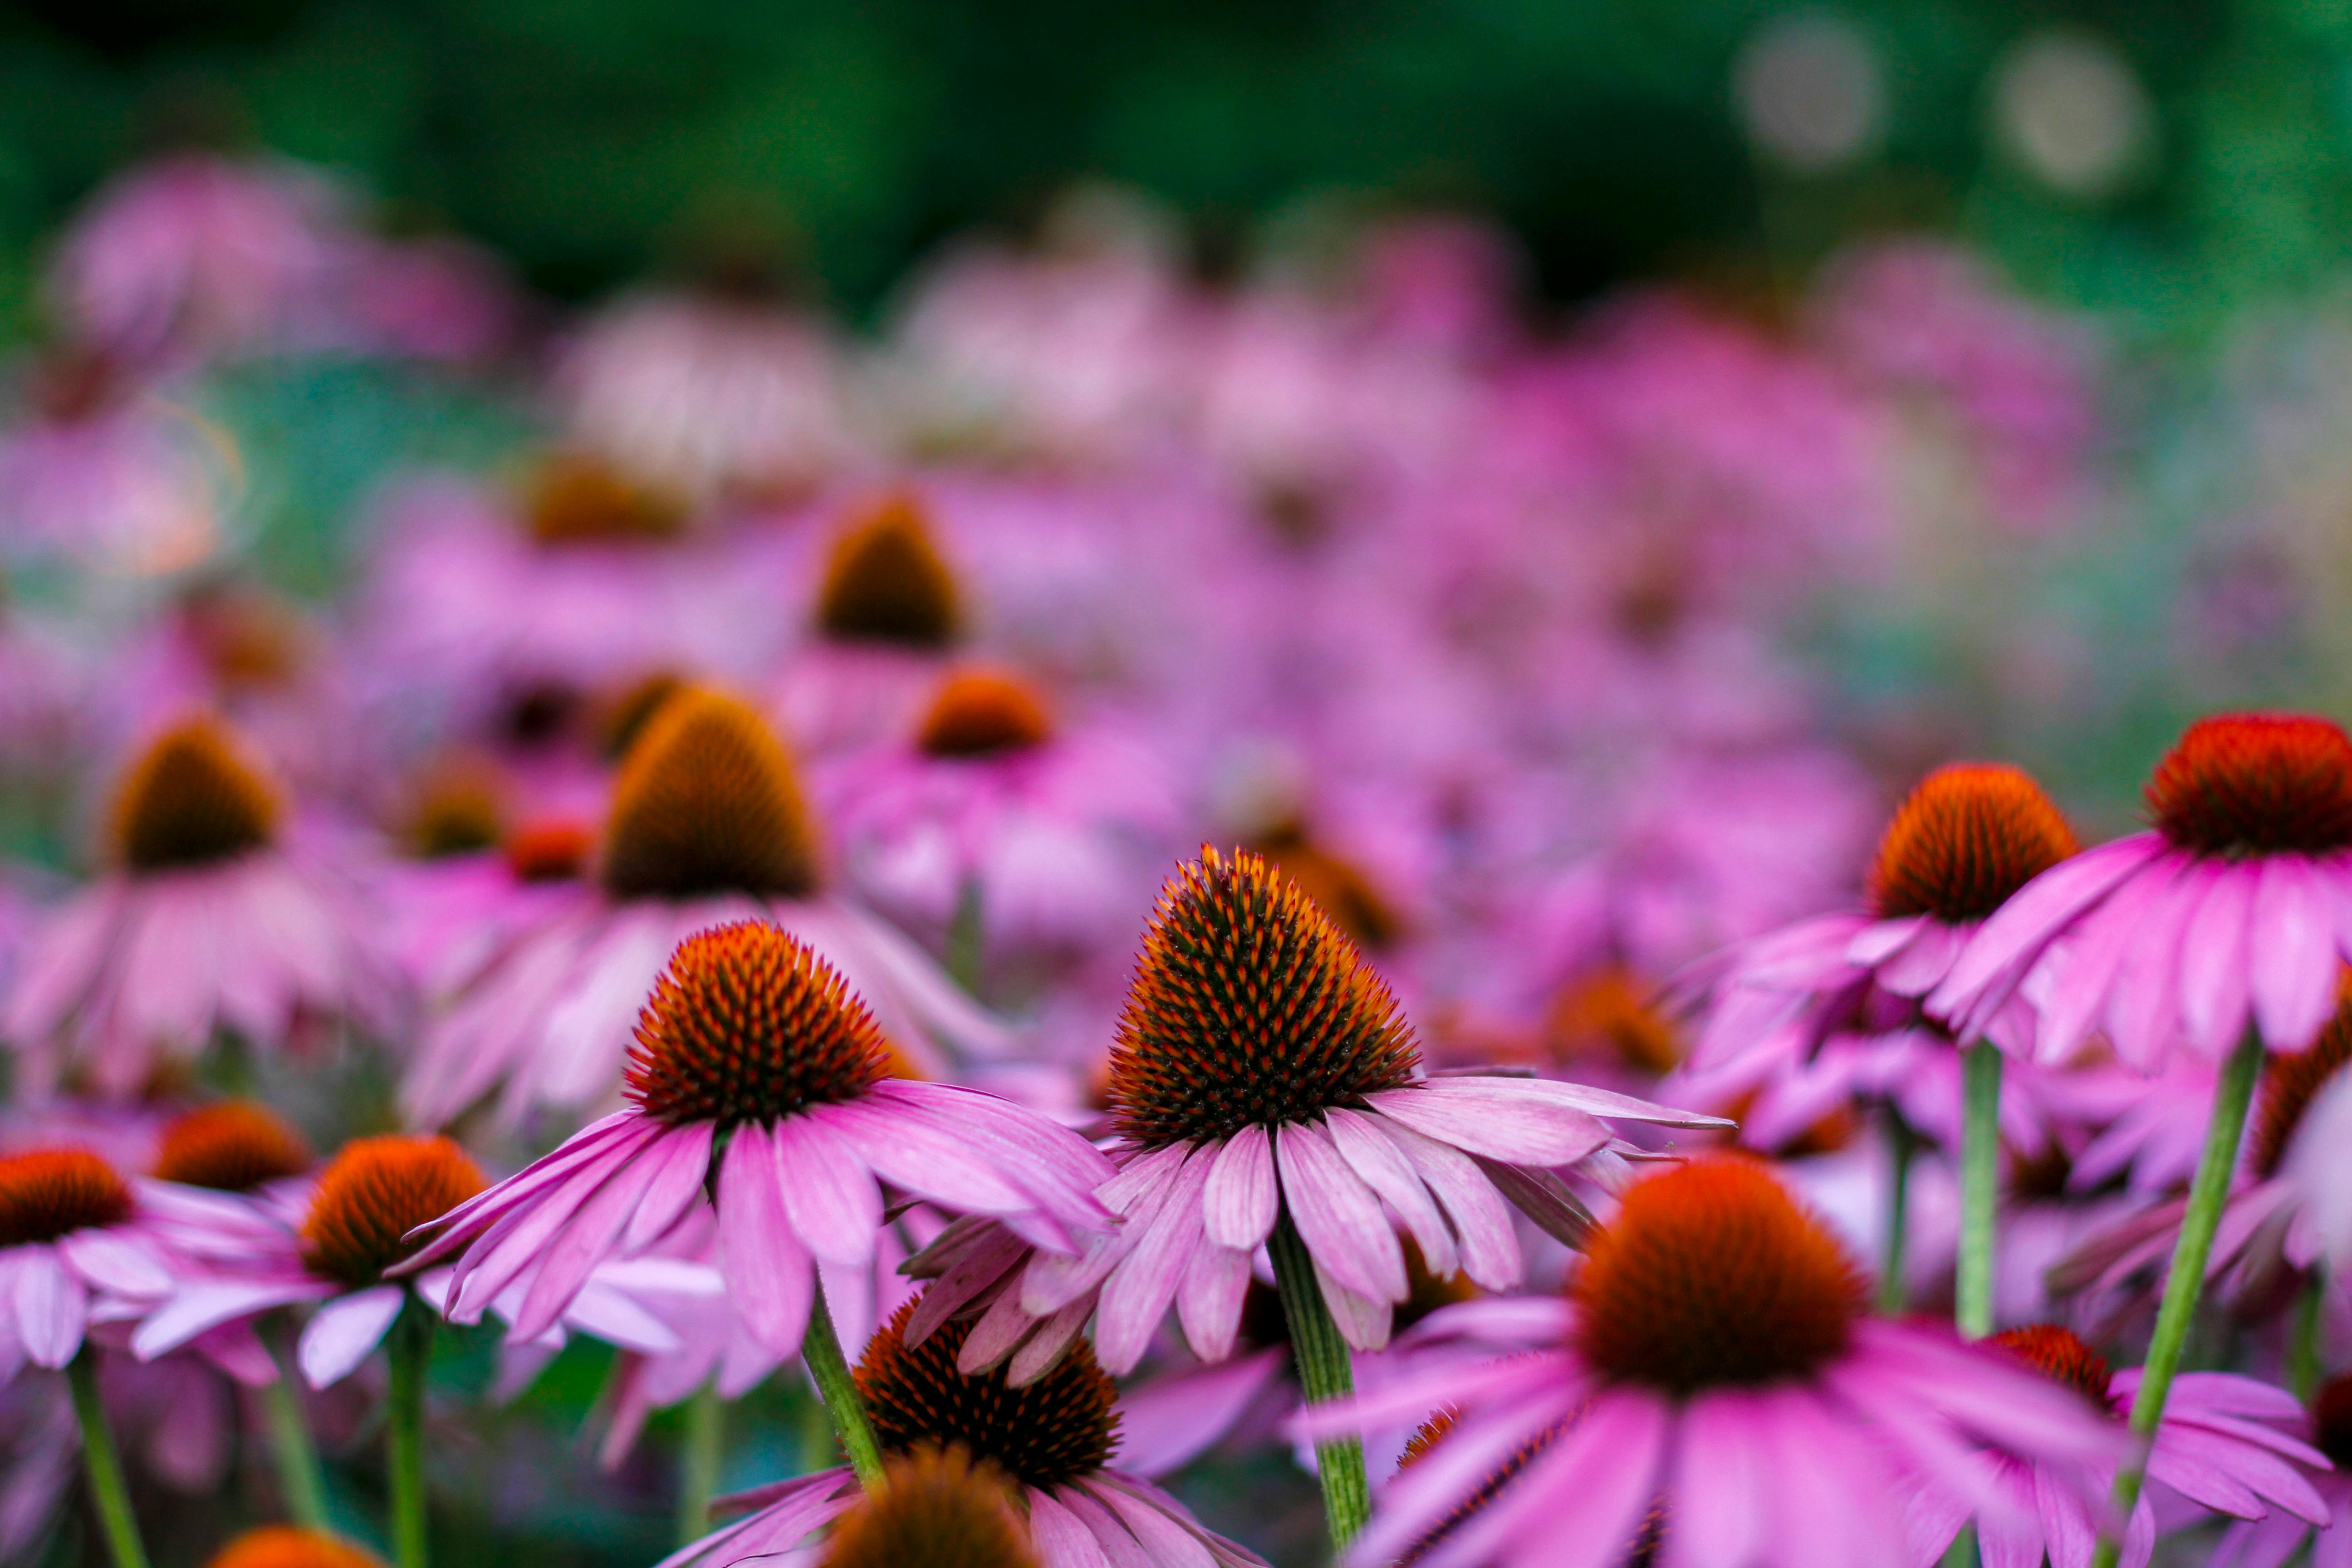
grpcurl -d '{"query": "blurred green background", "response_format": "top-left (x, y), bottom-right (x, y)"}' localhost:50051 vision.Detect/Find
top-left (0, 0), bottom-right (2340, 332)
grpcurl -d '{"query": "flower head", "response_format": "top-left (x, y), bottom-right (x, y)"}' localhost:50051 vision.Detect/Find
top-left (299, 1135), bottom-right (484, 1289)
top-left (624, 921), bottom-right (891, 1128)
top-left (1988, 1324), bottom-right (2112, 1407)
top-left (109, 717), bottom-right (282, 872)
top-left (916, 669), bottom-right (1053, 759)
top-left (858, 1301), bottom-right (1119, 1489)
top-left (1867, 763), bottom-right (2077, 923)
top-left (2148, 714), bottom-right (2352, 858)
top-left (0, 1147), bottom-right (172, 1372)
top-left (152, 1102), bottom-right (313, 1192)
top-left (523, 453), bottom-right (686, 546)
top-left (204, 1527), bottom-right (383, 1568)
top-left (602, 687), bottom-right (822, 901)
top-left (0, 1149), bottom-right (132, 1249)
top-left (818, 1447), bottom-right (1036, 1568)
top-left (503, 819), bottom-right (593, 882)
top-left (817, 493), bottom-right (961, 648)
top-left (1107, 844), bottom-right (1417, 1147)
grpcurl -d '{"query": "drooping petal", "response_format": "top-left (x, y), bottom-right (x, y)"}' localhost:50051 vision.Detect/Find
top-left (298, 1286), bottom-right (406, 1388)
top-left (1201, 1127), bottom-right (1278, 1252)
top-left (1275, 1122), bottom-right (1405, 1303)
top-left (715, 1124), bottom-right (814, 1354)
top-left (768, 1114), bottom-right (883, 1267)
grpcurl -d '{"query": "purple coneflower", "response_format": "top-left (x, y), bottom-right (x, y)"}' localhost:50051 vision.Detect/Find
top-left (1910, 1324), bottom-right (2328, 1568)
top-left (402, 686), bottom-right (1008, 1128)
top-left (662, 1300), bottom-right (1265, 1568)
top-left (5, 716), bottom-right (402, 1099)
top-left (1307, 1158), bottom-right (2121, 1568)
top-left (2213, 1375), bottom-right (2352, 1568)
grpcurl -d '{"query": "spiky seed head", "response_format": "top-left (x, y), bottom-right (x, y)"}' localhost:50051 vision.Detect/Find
top-left (1991, 1324), bottom-right (2117, 1411)
top-left (523, 453), bottom-right (686, 545)
top-left (2148, 713), bottom-right (2352, 857)
top-left (110, 717), bottom-right (283, 872)
top-left (154, 1101), bottom-right (312, 1191)
top-left (299, 1136), bottom-right (485, 1288)
top-left (819, 1446), bottom-right (1037, 1568)
top-left (916, 669), bottom-right (1053, 758)
top-left (815, 491), bottom-right (961, 647)
top-left (0, 1149), bottom-right (132, 1248)
top-left (600, 687), bottom-right (822, 900)
top-left (856, 1298), bottom-right (1119, 1490)
top-left (1867, 763), bottom-right (2078, 923)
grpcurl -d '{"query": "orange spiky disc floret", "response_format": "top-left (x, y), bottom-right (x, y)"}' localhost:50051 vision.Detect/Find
top-left (856, 1298), bottom-right (1118, 1490)
top-left (625, 921), bottom-right (891, 1128)
top-left (916, 669), bottom-right (1053, 758)
top-left (815, 491), bottom-right (962, 648)
top-left (1574, 1159), bottom-right (1863, 1396)
top-left (2148, 714), bottom-right (2352, 858)
top-left (1991, 1324), bottom-right (2115, 1409)
top-left (110, 716), bottom-right (283, 872)
top-left (600, 687), bottom-right (822, 900)
top-left (523, 453), bottom-right (686, 545)
top-left (1392, 1406), bottom-right (1560, 1567)
top-left (2248, 980), bottom-right (2352, 1177)
top-left (0, 1148), bottom-right (132, 1248)
top-left (204, 1528), bottom-right (383, 1568)
top-left (2313, 1376), bottom-right (2352, 1468)
top-left (818, 1446), bottom-right (1036, 1568)
top-left (596, 671), bottom-right (687, 761)
top-left (504, 819), bottom-right (593, 882)
top-left (153, 1101), bottom-right (312, 1191)
top-left (1867, 763), bottom-right (2079, 924)
top-left (299, 1136), bottom-right (485, 1289)
top-left (1106, 846), bottom-right (1420, 1149)
top-left (1249, 821), bottom-right (1402, 951)
top-left (1543, 968), bottom-right (1683, 1074)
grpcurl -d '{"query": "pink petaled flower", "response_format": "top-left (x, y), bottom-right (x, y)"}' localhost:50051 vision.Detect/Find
top-left (1935, 714), bottom-right (2352, 1068)
top-left (662, 1296), bottom-right (1267, 1568)
top-left (5, 716), bottom-right (404, 1099)
top-left (1304, 1159), bottom-right (2123, 1568)
top-left (403, 687), bottom-right (1009, 1128)
top-left (817, 666), bottom-right (1176, 960)
top-left (1910, 1325), bottom-right (2328, 1568)
top-left (905, 848), bottom-right (1727, 1384)
top-left (554, 287), bottom-right (859, 504)
top-left (2214, 1375), bottom-right (2352, 1568)
top-left (46, 153), bottom-right (346, 369)
top-left (402, 920), bottom-right (1116, 1369)
top-left (0, 1147), bottom-right (177, 1377)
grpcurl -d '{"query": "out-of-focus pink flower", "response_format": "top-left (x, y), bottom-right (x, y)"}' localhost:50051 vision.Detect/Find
top-left (1303, 1160), bottom-right (2122, 1568)
top-left (6, 717), bottom-right (404, 1098)
top-left (0, 1147), bottom-right (178, 1377)
top-left (2212, 1376), bottom-right (2352, 1568)
top-left (1937, 714), bottom-right (2352, 1069)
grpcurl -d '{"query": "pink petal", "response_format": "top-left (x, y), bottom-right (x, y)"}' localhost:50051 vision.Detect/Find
top-left (1933, 836), bottom-right (2165, 1026)
top-left (2104, 858), bottom-right (2210, 1069)
top-left (1323, 1107), bottom-right (1456, 1278)
top-left (1275, 1122), bottom-right (1405, 1303)
top-left (1076, 1480), bottom-right (1219, 1568)
top-left (1376, 1119), bottom-right (1522, 1290)
top-left (2029, 896), bottom-right (2137, 1065)
top-left (1094, 1148), bottom-right (1211, 1374)
top-left (769, 1115), bottom-right (883, 1267)
top-left (1670, 1392), bottom-right (1766, 1568)
top-left (1175, 1244), bottom-right (1253, 1364)
top-left (1114, 1348), bottom-right (1287, 1479)
top-left (1847, 916), bottom-right (1931, 969)
top-left (2178, 867), bottom-right (2255, 1060)
top-left (1362, 1081), bottom-right (1610, 1170)
top-left (622, 1123), bottom-right (716, 1250)
top-left (716, 1125), bottom-right (815, 1354)
top-left (12, 1247), bottom-right (86, 1368)
top-left (2253, 856), bottom-right (2342, 1053)
top-left (509, 1153), bottom-right (655, 1342)
top-left (1027, 1488), bottom-right (1114, 1568)
top-left (132, 1276), bottom-right (332, 1360)
top-left (1309, 1252), bottom-right (1392, 1352)
top-left (1200, 1128), bottom-right (1277, 1252)
top-left (298, 1285), bottom-right (405, 1387)
top-left (1007, 1298), bottom-right (1093, 1387)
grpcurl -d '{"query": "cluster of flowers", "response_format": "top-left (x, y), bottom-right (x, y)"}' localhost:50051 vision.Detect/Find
top-left (0, 148), bottom-right (2332, 1568)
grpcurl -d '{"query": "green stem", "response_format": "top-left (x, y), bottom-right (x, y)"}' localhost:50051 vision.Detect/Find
top-left (2089, 1029), bottom-right (2264, 1568)
top-left (260, 1342), bottom-right (332, 1533)
top-left (1940, 1524), bottom-right (1981, 1568)
top-left (945, 876), bottom-right (985, 996)
top-left (1269, 1211), bottom-right (1370, 1552)
top-left (675, 1381), bottom-right (725, 1545)
top-left (2289, 1267), bottom-right (2327, 1401)
top-left (801, 1276), bottom-right (886, 1490)
top-left (67, 1350), bottom-right (149, 1568)
top-left (386, 1296), bottom-right (432, 1568)
top-left (1880, 1108), bottom-right (1917, 1315)
top-left (1956, 1042), bottom-right (2004, 1340)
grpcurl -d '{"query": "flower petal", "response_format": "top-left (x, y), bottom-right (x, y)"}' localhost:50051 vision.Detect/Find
top-left (298, 1286), bottom-right (406, 1388)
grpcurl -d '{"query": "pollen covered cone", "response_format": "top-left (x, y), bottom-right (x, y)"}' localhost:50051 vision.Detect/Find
top-left (153, 1100), bottom-right (312, 1191)
top-left (857, 1298), bottom-right (1120, 1491)
top-left (110, 716), bottom-right (284, 872)
top-left (600, 686), bottom-right (822, 900)
top-left (1867, 763), bottom-right (2079, 923)
top-left (916, 668), bottom-right (1053, 758)
top-left (623, 920), bottom-right (891, 1128)
top-left (299, 1135), bottom-right (485, 1288)
top-left (2148, 713), bottom-right (2352, 858)
top-left (1574, 1158), bottom-right (1864, 1397)
top-left (1106, 845), bottom-right (1420, 1148)
top-left (523, 452), bottom-right (686, 545)
top-left (1991, 1324), bottom-right (2115, 1408)
top-left (816, 491), bottom-right (962, 647)
top-left (0, 1148), bottom-right (132, 1248)
top-left (819, 1447), bottom-right (1038, 1568)
top-left (204, 1529), bottom-right (383, 1568)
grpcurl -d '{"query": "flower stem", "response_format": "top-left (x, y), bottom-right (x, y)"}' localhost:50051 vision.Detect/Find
top-left (1880, 1107), bottom-right (1917, 1314)
top-left (66, 1350), bottom-right (149, 1568)
top-left (385, 1295), bottom-right (432, 1568)
top-left (260, 1349), bottom-right (332, 1533)
top-left (1956, 1042), bottom-right (2004, 1341)
top-left (2089, 1027), bottom-right (2264, 1568)
top-left (1269, 1210), bottom-right (1371, 1552)
top-left (675, 1381), bottom-right (725, 1546)
top-left (800, 1276), bottom-right (886, 1490)
top-left (946, 876), bottom-right (985, 995)
top-left (2289, 1267), bottom-right (2327, 1401)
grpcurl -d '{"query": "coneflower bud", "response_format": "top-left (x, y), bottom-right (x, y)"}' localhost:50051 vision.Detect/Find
top-left (299, 1135), bottom-right (485, 1288)
top-left (916, 669), bottom-right (1052, 758)
top-left (600, 687), bottom-right (821, 900)
top-left (623, 921), bottom-right (890, 1128)
top-left (1866, 763), bottom-right (2077, 924)
top-left (153, 1101), bottom-right (312, 1191)
top-left (818, 1446), bottom-right (1037, 1568)
top-left (109, 717), bottom-right (283, 873)
top-left (815, 492), bottom-right (961, 648)
top-left (1107, 846), bottom-right (1419, 1148)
